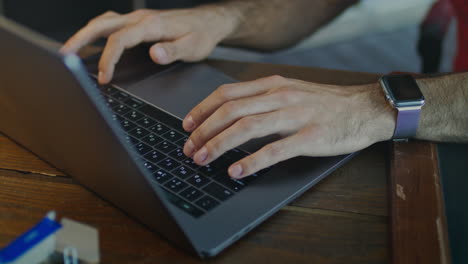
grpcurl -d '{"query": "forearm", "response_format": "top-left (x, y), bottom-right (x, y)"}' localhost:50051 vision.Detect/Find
top-left (415, 73), bottom-right (468, 142)
top-left (209, 0), bottom-right (357, 51)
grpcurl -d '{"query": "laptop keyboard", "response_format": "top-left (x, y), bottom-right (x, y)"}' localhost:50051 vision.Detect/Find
top-left (94, 80), bottom-right (268, 218)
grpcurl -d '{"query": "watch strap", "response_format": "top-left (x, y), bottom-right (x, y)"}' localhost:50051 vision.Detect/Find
top-left (393, 107), bottom-right (421, 139)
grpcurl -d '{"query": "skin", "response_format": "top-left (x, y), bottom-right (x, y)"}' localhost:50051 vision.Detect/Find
top-left (183, 73), bottom-right (468, 179)
top-left (61, 1), bottom-right (468, 179)
top-left (60, 0), bottom-right (356, 84)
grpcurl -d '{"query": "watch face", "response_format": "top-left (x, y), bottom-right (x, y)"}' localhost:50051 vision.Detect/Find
top-left (381, 75), bottom-right (425, 107)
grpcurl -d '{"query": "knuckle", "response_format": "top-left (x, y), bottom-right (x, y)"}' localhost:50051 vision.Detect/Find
top-left (205, 139), bottom-right (221, 154)
top-left (87, 17), bottom-right (99, 27)
top-left (220, 101), bottom-right (237, 118)
top-left (191, 106), bottom-right (203, 120)
top-left (104, 10), bottom-right (118, 16)
top-left (216, 84), bottom-right (234, 100)
top-left (88, 11), bottom-right (115, 26)
top-left (267, 75), bottom-right (287, 84)
top-left (263, 143), bottom-right (283, 158)
top-left (107, 33), bottom-right (122, 46)
top-left (237, 116), bottom-right (255, 129)
top-left (132, 9), bottom-right (147, 17)
top-left (239, 156), bottom-right (258, 174)
top-left (272, 87), bottom-right (300, 103)
top-left (190, 129), bottom-right (206, 149)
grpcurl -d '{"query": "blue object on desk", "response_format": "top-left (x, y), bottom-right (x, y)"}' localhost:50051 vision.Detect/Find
top-left (0, 213), bottom-right (62, 263)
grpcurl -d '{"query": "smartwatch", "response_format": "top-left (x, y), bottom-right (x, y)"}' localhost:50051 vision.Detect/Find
top-left (379, 75), bottom-right (425, 140)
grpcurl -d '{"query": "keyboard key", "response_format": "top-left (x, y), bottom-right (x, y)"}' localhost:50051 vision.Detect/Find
top-left (164, 178), bottom-right (188, 193)
top-left (124, 135), bottom-right (139, 145)
top-left (140, 105), bottom-right (181, 129)
top-left (104, 97), bottom-right (119, 108)
top-left (214, 173), bottom-right (246, 192)
top-left (124, 110), bottom-right (144, 122)
top-left (195, 195), bottom-right (219, 211)
top-left (174, 137), bottom-right (188, 147)
top-left (210, 156), bottom-right (232, 173)
top-left (169, 148), bottom-right (187, 161)
top-left (149, 123), bottom-right (170, 135)
top-left (183, 159), bottom-right (201, 170)
top-left (163, 189), bottom-right (204, 217)
top-left (100, 85), bottom-right (118, 95)
top-left (113, 91), bottom-right (130, 101)
top-left (155, 141), bottom-right (177, 154)
top-left (172, 165), bottom-right (195, 180)
top-left (226, 148), bottom-right (249, 161)
top-left (162, 130), bottom-right (184, 141)
top-left (187, 174), bottom-right (210, 188)
top-left (110, 113), bottom-right (120, 122)
top-left (198, 164), bottom-right (217, 177)
top-left (203, 182), bottom-right (233, 201)
top-left (124, 97), bottom-right (144, 109)
top-left (120, 119), bottom-right (137, 132)
top-left (128, 127), bottom-right (150, 139)
top-left (141, 133), bottom-right (163, 146)
top-left (136, 117), bottom-right (157, 129)
top-left (135, 142), bottom-right (152, 155)
top-left (237, 172), bottom-right (261, 185)
top-left (179, 187), bottom-right (203, 201)
top-left (112, 104), bottom-right (130, 115)
top-left (144, 150), bottom-right (166, 164)
top-left (153, 169), bottom-right (172, 184)
top-left (143, 161), bottom-right (158, 173)
top-left (158, 157), bottom-right (179, 171)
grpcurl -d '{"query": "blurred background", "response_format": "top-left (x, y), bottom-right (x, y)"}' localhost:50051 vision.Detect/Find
top-left (0, 1), bottom-right (466, 263)
top-left (0, 0), bottom-right (454, 73)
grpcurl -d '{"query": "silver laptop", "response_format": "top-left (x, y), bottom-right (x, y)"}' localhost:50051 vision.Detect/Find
top-left (0, 17), bottom-right (355, 258)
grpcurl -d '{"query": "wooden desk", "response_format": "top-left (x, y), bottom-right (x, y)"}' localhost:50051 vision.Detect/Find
top-left (0, 60), bottom-right (448, 263)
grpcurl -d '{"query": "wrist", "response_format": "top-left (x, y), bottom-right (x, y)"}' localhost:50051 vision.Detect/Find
top-left (196, 4), bottom-right (244, 45)
top-left (359, 83), bottom-right (397, 143)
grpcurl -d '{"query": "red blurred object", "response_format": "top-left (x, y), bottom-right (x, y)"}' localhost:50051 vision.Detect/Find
top-left (451, 0), bottom-right (468, 71)
top-left (421, 0), bottom-right (468, 71)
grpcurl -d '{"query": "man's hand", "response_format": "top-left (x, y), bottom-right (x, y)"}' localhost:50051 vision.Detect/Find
top-left (182, 76), bottom-right (396, 179)
top-left (60, 7), bottom-right (239, 84)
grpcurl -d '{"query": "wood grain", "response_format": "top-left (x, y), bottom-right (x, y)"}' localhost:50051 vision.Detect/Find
top-left (291, 142), bottom-right (388, 217)
top-left (0, 130), bottom-right (388, 217)
top-left (0, 133), bottom-right (64, 176)
top-left (390, 141), bottom-right (451, 264)
top-left (0, 169), bottom-right (388, 264)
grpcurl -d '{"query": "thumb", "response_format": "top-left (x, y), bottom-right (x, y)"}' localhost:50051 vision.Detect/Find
top-left (149, 38), bottom-right (188, 65)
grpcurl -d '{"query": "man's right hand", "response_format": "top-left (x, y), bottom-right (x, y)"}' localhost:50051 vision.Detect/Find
top-left (60, 6), bottom-right (239, 84)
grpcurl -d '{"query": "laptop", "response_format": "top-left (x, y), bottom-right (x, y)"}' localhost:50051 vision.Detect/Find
top-left (0, 17), bottom-right (355, 258)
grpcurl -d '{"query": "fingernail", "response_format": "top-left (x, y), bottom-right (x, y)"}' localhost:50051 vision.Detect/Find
top-left (184, 115), bottom-right (195, 131)
top-left (229, 164), bottom-right (243, 178)
top-left (154, 47), bottom-right (168, 63)
top-left (184, 139), bottom-right (195, 157)
top-left (194, 147), bottom-right (208, 164)
top-left (98, 71), bottom-right (105, 83)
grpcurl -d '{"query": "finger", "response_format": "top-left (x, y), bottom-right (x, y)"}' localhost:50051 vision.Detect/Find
top-left (192, 110), bottom-right (298, 166)
top-left (97, 23), bottom-right (151, 84)
top-left (228, 134), bottom-right (302, 179)
top-left (183, 75), bottom-right (288, 132)
top-left (60, 11), bottom-right (125, 54)
top-left (149, 35), bottom-right (193, 65)
top-left (184, 91), bottom-right (292, 157)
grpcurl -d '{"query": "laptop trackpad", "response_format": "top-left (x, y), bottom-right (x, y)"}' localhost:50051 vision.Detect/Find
top-left (126, 63), bottom-right (236, 119)
top-left (126, 63), bottom-right (276, 153)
